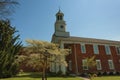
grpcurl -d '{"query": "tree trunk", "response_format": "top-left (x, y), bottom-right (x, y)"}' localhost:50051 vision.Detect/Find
top-left (42, 67), bottom-right (46, 80)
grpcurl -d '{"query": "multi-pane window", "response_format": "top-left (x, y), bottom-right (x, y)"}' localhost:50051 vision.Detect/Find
top-left (82, 59), bottom-right (88, 70)
top-left (68, 60), bottom-right (72, 71)
top-left (93, 44), bottom-right (99, 54)
top-left (81, 44), bottom-right (86, 53)
top-left (105, 45), bottom-right (111, 55)
top-left (108, 60), bottom-right (114, 70)
top-left (57, 15), bottom-right (63, 20)
top-left (116, 47), bottom-right (120, 55)
top-left (96, 60), bottom-right (102, 70)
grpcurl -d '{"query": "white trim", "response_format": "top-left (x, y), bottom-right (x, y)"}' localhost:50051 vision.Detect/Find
top-left (108, 60), bottom-right (114, 70)
top-left (105, 45), bottom-right (111, 55)
top-left (82, 59), bottom-right (88, 70)
top-left (59, 40), bottom-right (120, 46)
top-left (68, 60), bottom-right (72, 71)
top-left (80, 43), bottom-right (86, 53)
top-left (116, 46), bottom-right (120, 55)
top-left (93, 44), bottom-right (99, 54)
top-left (96, 60), bottom-right (102, 70)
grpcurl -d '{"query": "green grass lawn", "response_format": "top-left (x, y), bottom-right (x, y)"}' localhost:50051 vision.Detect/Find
top-left (0, 72), bottom-right (120, 80)
top-left (92, 76), bottom-right (120, 80)
top-left (0, 72), bottom-right (83, 80)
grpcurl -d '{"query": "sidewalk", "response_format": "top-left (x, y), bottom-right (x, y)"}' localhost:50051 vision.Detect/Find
top-left (80, 77), bottom-right (90, 80)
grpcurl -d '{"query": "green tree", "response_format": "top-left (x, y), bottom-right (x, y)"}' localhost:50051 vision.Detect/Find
top-left (85, 56), bottom-right (96, 69)
top-left (84, 56), bottom-right (96, 79)
top-left (0, 20), bottom-right (22, 78)
top-left (18, 39), bottom-right (69, 80)
top-left (0, 0), bottom-right (19, 19)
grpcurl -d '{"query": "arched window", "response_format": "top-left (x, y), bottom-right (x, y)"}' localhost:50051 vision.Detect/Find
top-left (57, 16), bottom-right (59, 20)
top-left (60, 15), bottom-right (62, 20)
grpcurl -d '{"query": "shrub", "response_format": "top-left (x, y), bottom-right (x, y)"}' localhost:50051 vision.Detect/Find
top-left (56, 70), bottom-right (63, 76)
top-left (116, 72), bottom-right (120, 75)
top-left (97, 72), bottom-right (102, 76)
top-left (92, 74), bottom-right (97, 77)
top-left (103, 72), bottom-right (107, 75)
top-left (109, 72), bottom-right (113, 75)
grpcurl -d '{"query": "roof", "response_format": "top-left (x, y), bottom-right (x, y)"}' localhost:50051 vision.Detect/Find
top-left (56, 9), bottom-right (64, 16)
top-left (57, 36), bottom-right (120, 45)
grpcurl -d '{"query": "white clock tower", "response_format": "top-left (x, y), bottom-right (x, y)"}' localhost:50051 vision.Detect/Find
top-left (51, 9), bottom-right (70, 74)
top-left (54, 9), bottom-right (70, 38)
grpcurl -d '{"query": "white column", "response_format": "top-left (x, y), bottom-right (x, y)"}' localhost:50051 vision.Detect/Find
top-left (61, 55), bottom-right (66, 74)
top-left (60, 42), bottom-right (66, 74)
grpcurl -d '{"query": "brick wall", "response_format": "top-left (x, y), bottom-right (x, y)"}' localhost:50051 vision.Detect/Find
top-left (65, 43), bottom-right (120, 74)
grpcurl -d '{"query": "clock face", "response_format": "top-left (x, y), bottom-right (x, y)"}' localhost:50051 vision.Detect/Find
top-left (60, 25), bottom-right (64, 29)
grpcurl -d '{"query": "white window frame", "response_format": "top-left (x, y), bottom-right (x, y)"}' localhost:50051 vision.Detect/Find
top-left (93, 44), bottom-right (99, 54)
top-left (68, 60), bottom-right (72, 71)
top-left (82, 59), bottom-right (88, 70)
top-left (105, 45), bottom-right (111, 55)
top-left (81, 44), bottom-right (86, 53)
top-left (108, 60), bottom-right (114, 70)
top-left (116, 46), bottom-right (120, 55)
top-left (96, 60), bottom-right (102, 70)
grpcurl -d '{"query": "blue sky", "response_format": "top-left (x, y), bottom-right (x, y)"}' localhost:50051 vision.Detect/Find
top-left (11, 0), bottom-right (120, 45)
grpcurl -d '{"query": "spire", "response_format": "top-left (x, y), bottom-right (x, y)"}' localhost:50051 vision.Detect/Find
top-left (58, 6), bottom-right (61, 13)
top-left (56, 8), bottom-right (64, 15)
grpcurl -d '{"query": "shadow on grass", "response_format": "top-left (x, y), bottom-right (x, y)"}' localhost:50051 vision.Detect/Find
top-left (16, 72), bottom-right (42, 78)
top-left (15, 72), bottom-right (76, 78)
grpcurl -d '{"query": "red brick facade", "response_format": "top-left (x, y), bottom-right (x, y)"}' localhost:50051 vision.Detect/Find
top-left (65, 43), bottom-right (120, 74)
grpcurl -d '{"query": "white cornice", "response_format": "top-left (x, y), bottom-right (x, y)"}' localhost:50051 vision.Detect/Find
top-left (57, 36), bottom-right (120, 46)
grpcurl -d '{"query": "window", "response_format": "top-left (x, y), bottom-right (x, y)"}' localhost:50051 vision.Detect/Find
top-left (96, 60), bottom-right (102, 70)
top-left (105, 45), bottom-right (111, 55)
top-left (57, 16), bottom-right (59, 20)
top-left (116, 47), bottom-right (120, 55)
top-left (60, 15), bottom-right (62, 20)
top-left (81, 44), bottom-right (86, 53)
top-left (93, 45), bottom-right (99, 54)
top-left (108, 60), bottom-right (114, 70)
top-left (68, 60), bottom-right (72, 71)
top-left (82, 59), bottom-right (88, 70)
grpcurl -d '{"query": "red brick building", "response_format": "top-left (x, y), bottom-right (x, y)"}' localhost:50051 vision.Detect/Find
top-left (51, 10), bottom-right (120, 75)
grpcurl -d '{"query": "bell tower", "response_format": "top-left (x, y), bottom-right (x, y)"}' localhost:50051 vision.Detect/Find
top-left (54, 9), bottom-right (70, 38)
top-left (51, 9), bottom-right (70, 74)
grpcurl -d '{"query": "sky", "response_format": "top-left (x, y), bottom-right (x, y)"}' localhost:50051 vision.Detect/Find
top-left (11, 0), bottom-right (120, 45)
